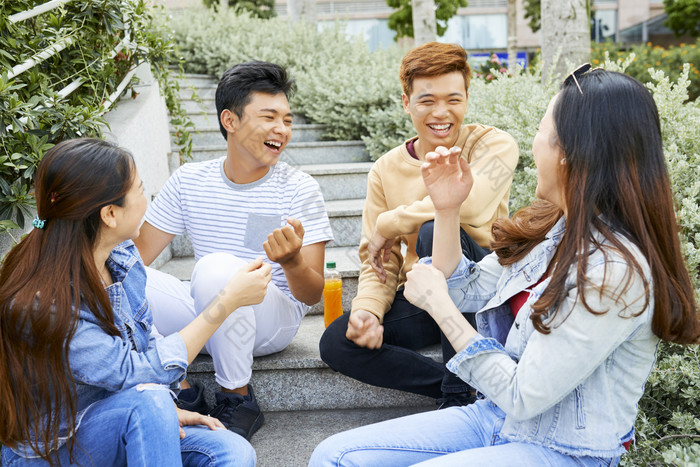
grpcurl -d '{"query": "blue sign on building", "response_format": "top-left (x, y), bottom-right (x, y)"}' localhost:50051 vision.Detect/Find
top-left (469, 51), bottom-right (529, 69)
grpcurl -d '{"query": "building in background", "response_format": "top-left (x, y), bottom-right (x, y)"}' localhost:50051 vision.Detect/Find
top-left (164, 0), bottom-right (685, 59)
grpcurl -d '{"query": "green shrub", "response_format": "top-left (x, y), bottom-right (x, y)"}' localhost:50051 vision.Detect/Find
top-left (625, 343), bottom-right (700, 466)
top-left (591, 39), bottom-right (700, 101)
top-left (0, 0), bottom-right (192, 228)
top-left (169, 8), bottom-right (408, 149)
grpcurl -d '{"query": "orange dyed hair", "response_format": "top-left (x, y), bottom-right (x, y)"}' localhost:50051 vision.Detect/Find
top-left (399, 42), bottom-right (471, 96)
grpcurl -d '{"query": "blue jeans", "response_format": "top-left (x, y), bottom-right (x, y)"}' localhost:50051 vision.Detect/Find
top-left (2, 386), bottom-right (255, 466)
top-left (309, 399), bottom-right (620, 466)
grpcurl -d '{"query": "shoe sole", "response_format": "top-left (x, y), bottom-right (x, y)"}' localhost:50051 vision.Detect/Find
top-left (230, 411), bottom-right (265, 441)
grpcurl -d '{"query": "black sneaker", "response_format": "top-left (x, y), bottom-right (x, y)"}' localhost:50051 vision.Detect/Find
top-left (436, 391), bottom-right (477, 410)
top-left (175, 383), bottom-right (210, 415)
top-left (209, 385), bottom-right (264, 440)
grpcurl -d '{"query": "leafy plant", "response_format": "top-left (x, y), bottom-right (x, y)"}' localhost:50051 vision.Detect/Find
top-left (663, 0), bottom-right (700, 38)
top-left (169, 8), bottom-right (408, 151)
top-left (0, 0), bottom-right (193, 228)
top-left (201, 0), bottom-right (276, 19)
top-left (472, 53), bottom-right (510, 82)
top-left (591, 39), bottom-right (700, 101)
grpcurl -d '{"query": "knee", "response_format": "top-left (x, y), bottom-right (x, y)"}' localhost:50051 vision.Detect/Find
top-left (416, 221), bottom-right (435, 258)
top-left (309, 436), bottom-right (342, 467)
top-left (180, 427), bottom-right (256, 467)
top-left (318, 314), bottom-right (351, 368)
top-left (128, 385), bottom-right (179, 431)
top-left (310, 433), bottom-right (368, 467)
top-left (210, 430), bottom-right (257, 467)
top-left (191, 253), bottom-right (247, 311)
top-left (192, 253), bottom-right (245, 286)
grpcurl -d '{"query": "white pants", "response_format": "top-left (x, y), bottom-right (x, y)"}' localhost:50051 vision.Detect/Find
top-left (146, 252), bottom-right (303, 390)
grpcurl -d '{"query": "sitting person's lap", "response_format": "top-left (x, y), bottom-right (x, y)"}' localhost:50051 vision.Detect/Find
top-left (309, 399), bottom-right (618, 467)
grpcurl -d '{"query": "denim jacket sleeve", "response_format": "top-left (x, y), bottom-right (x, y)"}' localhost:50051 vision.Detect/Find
top-left (421, 252), bottom-right (504, 313)
top-left (447, 257), bottom-right (651, 421)
top-left (70, 317), bottom-right (188, 392)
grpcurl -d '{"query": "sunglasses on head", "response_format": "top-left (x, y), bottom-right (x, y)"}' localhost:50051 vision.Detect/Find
top-left (562, 63), bottom-right (603, 95)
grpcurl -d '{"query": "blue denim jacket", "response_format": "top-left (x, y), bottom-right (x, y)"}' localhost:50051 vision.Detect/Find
top-left (437, 217), bottom-right (659, 457)
top-left (12, 241), bottom-right (188, 458)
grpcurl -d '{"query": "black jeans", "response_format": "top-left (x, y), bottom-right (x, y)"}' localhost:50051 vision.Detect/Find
top-left (319, 221), bottom-right (490, 399)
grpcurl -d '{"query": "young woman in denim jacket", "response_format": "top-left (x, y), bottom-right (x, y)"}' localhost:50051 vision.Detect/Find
top-left (0, 139), bottom-right (272, 466)
top-left (310, 69), bottom-right (700, 466)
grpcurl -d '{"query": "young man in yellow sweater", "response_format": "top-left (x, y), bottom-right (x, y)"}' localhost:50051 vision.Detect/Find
top-left (319, 42), bottom-right (519, 407)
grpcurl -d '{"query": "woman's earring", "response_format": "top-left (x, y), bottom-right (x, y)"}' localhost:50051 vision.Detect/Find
top-left (560, 158), bottom-right (566, 165)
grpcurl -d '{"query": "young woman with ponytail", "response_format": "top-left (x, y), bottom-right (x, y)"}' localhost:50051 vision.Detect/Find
top-left (310, 68), bottom-right (700, 466)
top-left (0, 138), bottom-right (269, 466)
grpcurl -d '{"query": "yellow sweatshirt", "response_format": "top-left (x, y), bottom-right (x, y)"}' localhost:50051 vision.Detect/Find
top-left (352, 123), bottom-right (519, 322)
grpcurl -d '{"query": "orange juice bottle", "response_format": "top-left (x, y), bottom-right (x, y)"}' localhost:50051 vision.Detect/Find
top-left (323, 261), bottom-right (343, 328)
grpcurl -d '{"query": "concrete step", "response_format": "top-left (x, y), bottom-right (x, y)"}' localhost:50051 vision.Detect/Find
top-left (325, 198), bottom-right (363, 248)
top-left (298, 162), bottom-right (372, 201)
top-left (174, 123), bottom-right (326, 144)
top-left (176, 73), bottom-right (217, 88)
top-left (186, 142), bottom-right (369, 167)
top-left (180, 83), bottom-right (216, 100)
top-left (251, 406), bottom-right (431, 467)
top-left (159, 246), bottom-right (361, 316)
top-left (180, 99), bottom-right (214, 114)
top-left (185, 314), bottom-right (438, 411)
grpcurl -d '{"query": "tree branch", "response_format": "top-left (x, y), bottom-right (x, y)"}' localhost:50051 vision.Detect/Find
top-left (657, 434), bottom-right (700, 443)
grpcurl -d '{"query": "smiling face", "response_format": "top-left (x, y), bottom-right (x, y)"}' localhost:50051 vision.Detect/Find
top-left (116, 169), bottom-right (147, 241)
top-left (533, 94), bottom-right (566, 211)
top-left (221, 91), bottom-right (293, 173)
top-left (402, 71), bottom-right (468, 159)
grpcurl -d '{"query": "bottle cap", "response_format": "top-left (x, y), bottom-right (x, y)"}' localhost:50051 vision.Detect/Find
top-left (326, 261), bottom-right (337, 268)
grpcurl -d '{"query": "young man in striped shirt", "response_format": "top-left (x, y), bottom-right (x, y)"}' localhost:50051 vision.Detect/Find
top-left (134, 61), bottom-right (334, 441)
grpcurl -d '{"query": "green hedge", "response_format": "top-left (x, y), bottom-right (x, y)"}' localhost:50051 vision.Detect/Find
top-left (592, 39), bottom-right (700, 101)
top-left (0, 0), bottom-right (192, 230)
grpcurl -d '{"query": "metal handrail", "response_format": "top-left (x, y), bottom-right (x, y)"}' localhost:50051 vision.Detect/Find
top-left (101, 62), bottom-right (143, 112)
top-left (9, 0), bottom-right (75, 24)
top-left (8, 35), bottom-right (74, 80)
top-left (7, 1), bottom-right (136, 114)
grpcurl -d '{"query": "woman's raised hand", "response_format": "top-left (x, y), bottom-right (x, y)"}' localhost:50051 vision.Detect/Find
top-left (421, 146), bottom-right (473, 211)
top-left (223, 258), bottom-right (272, 309)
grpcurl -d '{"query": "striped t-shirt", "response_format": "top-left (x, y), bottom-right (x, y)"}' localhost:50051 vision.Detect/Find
top-left (145, 157), bottom-right (334, 309)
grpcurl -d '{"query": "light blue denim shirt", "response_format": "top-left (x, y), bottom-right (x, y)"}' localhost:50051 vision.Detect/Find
top-left (12, 240), bottom-right (188, 458)
top-left (433, 217), bottom-right (659, 458)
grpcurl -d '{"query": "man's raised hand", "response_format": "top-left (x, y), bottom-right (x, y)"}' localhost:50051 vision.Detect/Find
top-left (421, 146), bottom-right (473, 211)
top-left (264, 217), bottom-right (304, 266)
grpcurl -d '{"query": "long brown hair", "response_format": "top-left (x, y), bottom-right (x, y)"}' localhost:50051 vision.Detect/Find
top-left (492, 70), bottom-right (699, 344)
top-left (0, 139), bottom-right (134, 463)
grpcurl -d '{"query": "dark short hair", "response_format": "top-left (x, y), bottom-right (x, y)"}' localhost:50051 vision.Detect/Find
top-left (215, 61), bottom-right (296, 140)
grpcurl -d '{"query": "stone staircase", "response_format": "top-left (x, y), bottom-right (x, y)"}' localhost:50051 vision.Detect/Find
top-left (159, 74), bottom-right (436, 465)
